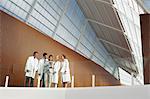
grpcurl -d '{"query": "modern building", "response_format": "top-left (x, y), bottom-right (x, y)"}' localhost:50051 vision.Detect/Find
top-left (0, 0), bottom-right (149, 87)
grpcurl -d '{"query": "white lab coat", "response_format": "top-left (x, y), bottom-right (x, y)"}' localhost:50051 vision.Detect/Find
top-left (61, 59), bottom-right (71, 83)
top-left (49, 61), bottom-right (54, 87)
top-left (52, 61), bottom-right (61, 84)
top-left (25, 56), bottom-right (39, 79)
top-left (38, 58), bottom-right (49, 80)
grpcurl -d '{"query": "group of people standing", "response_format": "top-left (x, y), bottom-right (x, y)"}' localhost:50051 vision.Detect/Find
top-left (24, 51), bottom-right (71, 88)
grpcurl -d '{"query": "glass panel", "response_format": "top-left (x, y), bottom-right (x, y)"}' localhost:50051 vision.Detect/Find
top-left (24, 0), bottom-right (34, 5)
top-left (56, 25), bottom-right (78, 47)
top-left (119, 68), bottom-right (132, 85)
top-left (92, 56), bottom-right (105, 67)
top-left (61, 15), bottom-right (80, 39)
top-left (54, 34), bottom-right (75, 50)
top-left (77, 43), bottom-right (92, 58)
top-left (80, 36), bottom-right (94, 52)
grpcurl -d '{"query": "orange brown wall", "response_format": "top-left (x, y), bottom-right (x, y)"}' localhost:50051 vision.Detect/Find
top-left (0, 11), bottom-right (120, 87)
top-left (140, 14), bottom-right (150, 84)
top-left (0, 11), bottom-right (2, 64)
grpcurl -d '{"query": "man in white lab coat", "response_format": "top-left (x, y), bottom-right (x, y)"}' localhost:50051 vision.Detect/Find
top-left (38, 53), bottom-right (49, 87)
top-left (24, 51), bottom-right (39, 87)
top-left (61, 55), bottom-right (71, 88)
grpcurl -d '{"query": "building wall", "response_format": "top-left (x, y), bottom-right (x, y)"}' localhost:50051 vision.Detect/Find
top-left (0, 11), bottom-right (2, 63)
top-left (140, 14), bottom-right (150, 84)
top-left (0, 0), bottom-right (120, 79)
top-left (0, 11), bottom-right (120, 87)
top-left (0, 11), bottom-right (2, 83)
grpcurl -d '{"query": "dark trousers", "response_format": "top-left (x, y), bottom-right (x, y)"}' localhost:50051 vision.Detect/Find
top-left (25, 76), bottom-right (34, 87)
top-left (40, 74), bottom-right (45, 87)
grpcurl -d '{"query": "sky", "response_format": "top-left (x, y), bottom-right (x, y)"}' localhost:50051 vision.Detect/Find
top-left (144, 0), bottom-right (150, 11)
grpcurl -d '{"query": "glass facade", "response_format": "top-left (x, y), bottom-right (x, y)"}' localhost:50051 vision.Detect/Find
top-left (0, 0), bottom-right (146, 85)
top-left (113, 0), bottom-right (144, 85)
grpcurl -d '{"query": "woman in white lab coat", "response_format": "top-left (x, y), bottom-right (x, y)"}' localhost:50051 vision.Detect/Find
top-left (52, 55), bottom-right (61, 88)
top-left (61, 55), bottom-right (71, 88)
top-left (48, 55), bottom-right (54, 87)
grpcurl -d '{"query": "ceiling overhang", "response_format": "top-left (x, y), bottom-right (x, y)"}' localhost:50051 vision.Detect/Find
top-left (77, 0), bottom-right (138, 75)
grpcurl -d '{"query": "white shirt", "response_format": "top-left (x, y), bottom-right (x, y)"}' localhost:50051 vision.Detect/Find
top-left (38, 58), bottom-right (49, 79)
